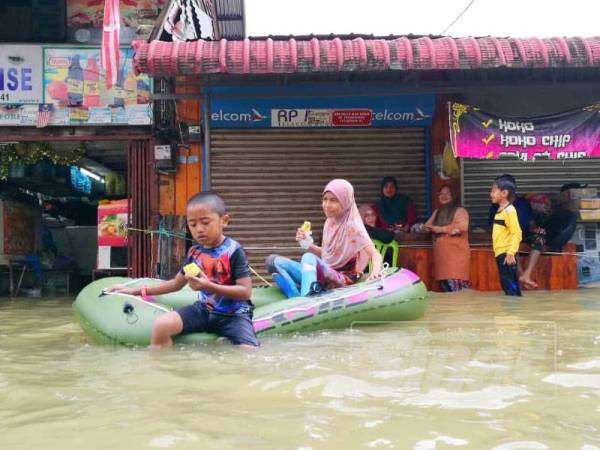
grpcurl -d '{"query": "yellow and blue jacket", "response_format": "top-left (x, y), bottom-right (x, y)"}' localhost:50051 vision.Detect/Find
top-left (492, 204), bottom-right (522, 257)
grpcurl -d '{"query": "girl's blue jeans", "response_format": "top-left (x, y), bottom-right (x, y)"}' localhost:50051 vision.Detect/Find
top-left (271, 253), bottom-right (324, 298)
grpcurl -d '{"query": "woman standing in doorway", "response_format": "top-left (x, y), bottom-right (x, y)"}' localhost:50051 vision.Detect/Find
top-left (423, 185), bottom-right (471, 292)
top-left (376, 176), bottom-right (417, 230)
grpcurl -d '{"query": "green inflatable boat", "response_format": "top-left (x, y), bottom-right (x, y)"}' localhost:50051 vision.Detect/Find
top-left (73, 268), bottom-right (428, 346)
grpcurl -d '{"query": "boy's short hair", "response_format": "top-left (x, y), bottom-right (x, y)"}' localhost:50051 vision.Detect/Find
top-left (496, 173), bottom-right (517, 186)
top-left (493, 174), bottom-right (517, 196)
top-left (187, 191), bottom-right (227, 216)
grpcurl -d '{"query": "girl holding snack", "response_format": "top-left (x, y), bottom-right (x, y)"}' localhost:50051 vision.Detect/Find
top-left (266, 179), bottom-right (383, 298)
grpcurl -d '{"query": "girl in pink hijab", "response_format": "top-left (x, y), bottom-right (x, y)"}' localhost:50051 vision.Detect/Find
top-left (266, 179), bottom-right (383, 298)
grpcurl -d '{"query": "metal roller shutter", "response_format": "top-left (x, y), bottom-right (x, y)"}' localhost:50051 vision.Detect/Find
top-left (210, 128), bottom-right (426, 281)
top-left (463, 158), bottom-right (600, 227)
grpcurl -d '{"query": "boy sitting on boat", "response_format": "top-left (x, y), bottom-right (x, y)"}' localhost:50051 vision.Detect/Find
top-left (106, 192), bottom-right (258, 348)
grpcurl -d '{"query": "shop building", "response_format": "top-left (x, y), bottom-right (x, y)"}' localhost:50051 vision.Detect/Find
top-left (0, 0), bottom-right (245, 295)
top-left (133, 34), bottom-right (600, 289)
top-left (0, 1), bottom-right (177, 295)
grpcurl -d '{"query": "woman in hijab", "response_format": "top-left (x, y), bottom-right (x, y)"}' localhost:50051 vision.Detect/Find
top-left (423, 185), bottom-right (471, 292)
top-left (266, 179), bottom-right (383, 298)
top-left (376, 176), bottom-right (417, 230)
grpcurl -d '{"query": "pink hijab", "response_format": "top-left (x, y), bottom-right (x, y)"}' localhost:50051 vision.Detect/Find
top-left (322, 179), bottom-right (372, 269)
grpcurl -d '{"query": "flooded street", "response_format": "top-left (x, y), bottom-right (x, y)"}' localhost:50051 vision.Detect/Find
top-left (1, 289), bottom-right (600, 449)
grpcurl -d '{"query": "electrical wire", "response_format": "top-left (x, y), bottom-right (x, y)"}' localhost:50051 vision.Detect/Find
top-left (440, 0), bottom-right (476, 35)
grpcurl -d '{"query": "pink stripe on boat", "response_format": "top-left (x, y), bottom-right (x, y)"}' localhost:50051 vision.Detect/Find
top-left (286, 305), bottom-right (318, 321)
top-left (399, 269), bottom-right (420, 284)
top-left (253, 319), bottom-right (272, 332)
top-left (346, 291), bottom-right (368, 305)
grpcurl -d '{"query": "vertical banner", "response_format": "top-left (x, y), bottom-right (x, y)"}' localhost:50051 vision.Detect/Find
top-left (449, 102), bottom-right (600, 161)
top-left (101, 0), bottom-right (121, 90)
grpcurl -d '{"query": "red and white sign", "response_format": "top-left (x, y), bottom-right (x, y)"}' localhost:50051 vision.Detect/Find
top-left (46, 57), bottom-right (71, 68)
top-left (271, 108), bottom-right (374, 128)
top-left (332, 109), bottom-right (372, 126)
top-left (97, 199), bottom-right (128, 247)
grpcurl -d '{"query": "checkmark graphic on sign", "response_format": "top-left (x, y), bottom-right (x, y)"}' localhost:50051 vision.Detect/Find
top-left (482, 134), bottom-right (495, 145)
top-left (482, 119), bottom-right (494, 128)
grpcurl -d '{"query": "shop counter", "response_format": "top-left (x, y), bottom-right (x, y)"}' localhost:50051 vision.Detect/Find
top-left (394, 232), bottom-right (577, 291)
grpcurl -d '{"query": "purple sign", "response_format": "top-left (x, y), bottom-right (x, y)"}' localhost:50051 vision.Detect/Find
top-left (449, 102), bottom-right (600, 161)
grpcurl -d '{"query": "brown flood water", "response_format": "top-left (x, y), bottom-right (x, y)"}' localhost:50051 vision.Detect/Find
top-left (1, 289), bottom-right (600, 449)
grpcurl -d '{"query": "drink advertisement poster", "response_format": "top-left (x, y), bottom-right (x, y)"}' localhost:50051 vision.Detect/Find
top-left (43, 47), bottom-right (152, 126)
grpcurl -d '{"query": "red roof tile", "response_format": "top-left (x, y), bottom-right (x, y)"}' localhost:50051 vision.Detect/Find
top-left (132, 36), bottom-right (600, 76)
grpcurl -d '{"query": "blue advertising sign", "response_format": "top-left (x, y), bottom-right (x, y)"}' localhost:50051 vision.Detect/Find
top-left (209, 86), bottom-right (435, 128)
top-left (0, 45), bottom-right (43, 104)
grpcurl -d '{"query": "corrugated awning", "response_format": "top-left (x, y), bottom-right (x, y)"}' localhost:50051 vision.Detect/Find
top-left (132, 36), bottom-right (600, 76)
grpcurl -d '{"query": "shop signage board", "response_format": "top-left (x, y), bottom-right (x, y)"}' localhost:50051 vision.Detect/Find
top-left (0, 46), bottom-right (152, 126)
top-left (43, 47), bottom-right (152, 126)
top-left (0, 104), bottom-right (38, 125)
top-left (270, 108), bottom-right (374, 127)
top-left (0, 45), bottom-right (43, 104)
top-left (68, 0), bottom-right (167, 34)
top-left (209, 86), bottom-right (435, 128)
top-left (450, 102), bottom-right (600, 161)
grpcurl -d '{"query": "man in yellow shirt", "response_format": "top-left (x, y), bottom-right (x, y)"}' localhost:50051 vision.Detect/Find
top-left (490, 175), bottom-right (523, 296)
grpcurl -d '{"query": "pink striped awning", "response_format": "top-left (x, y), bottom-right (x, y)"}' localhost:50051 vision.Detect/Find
top-left (132, 36), bottom-right (600, 77)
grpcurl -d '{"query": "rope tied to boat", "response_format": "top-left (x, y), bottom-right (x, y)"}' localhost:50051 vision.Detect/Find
top-left (249, 266), bottom-right (272, 286)
top-left (126, 227), bottom-right (589, 257)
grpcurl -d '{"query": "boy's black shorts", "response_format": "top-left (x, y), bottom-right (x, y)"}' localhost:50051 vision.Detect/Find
top-left (177, 302), bottom-right (259, 347)
top-left (495, 253), bottom-right (522, 297)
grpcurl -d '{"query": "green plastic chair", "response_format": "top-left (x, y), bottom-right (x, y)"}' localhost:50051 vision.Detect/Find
top-left (369, 239), bottom-right (400, 271)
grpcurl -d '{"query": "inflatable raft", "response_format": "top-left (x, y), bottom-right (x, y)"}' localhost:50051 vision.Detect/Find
top-left (73, 268), bottom-right (427, 346)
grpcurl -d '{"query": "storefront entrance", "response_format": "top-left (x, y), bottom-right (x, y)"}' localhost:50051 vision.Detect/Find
top-left (209, 127), bottom-right (427, 279)
top-left (0, 137), bottom-right (155, 296)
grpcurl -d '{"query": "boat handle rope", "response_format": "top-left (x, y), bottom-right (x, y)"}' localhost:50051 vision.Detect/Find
top-left (252, 266), bottom-right (395, 323)
top-left (100, 277), bottom-right (155, 293)
top-left (102, 291), bottom-right (172, 313)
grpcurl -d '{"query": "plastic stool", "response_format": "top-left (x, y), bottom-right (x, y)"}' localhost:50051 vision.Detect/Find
top-left (369, 239), bottom-right (400, 272)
